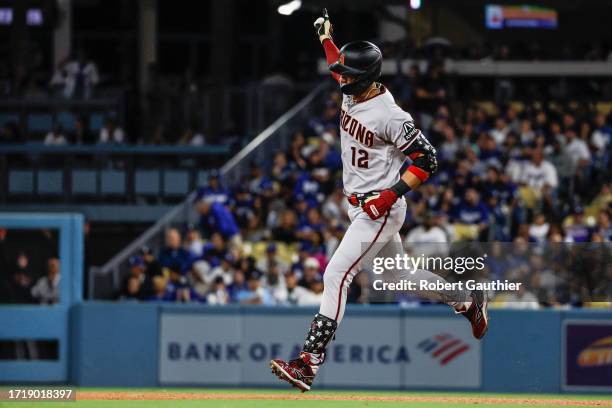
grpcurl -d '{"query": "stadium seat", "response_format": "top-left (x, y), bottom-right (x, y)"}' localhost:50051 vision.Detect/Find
top-left (89, 113), bottom-right (105, 133)
top-left (56, 111), bottom-right (77, 132)
top-left (100, 170), bottom-right (126, 195)
top-left (26, 113), bottom-right (53, 133)
top-left (0, 113), bottom-right (19, 127)
top-left (163, 170), bottom-right (189, 196)
top-left (38, 170), bottom-right (63, 194)
top-left (8, 170), bottom-right (34, 194)
top-left (135, 170), bottom-right (161, 195)
top-left (72, 170), bottom-right (98, 194)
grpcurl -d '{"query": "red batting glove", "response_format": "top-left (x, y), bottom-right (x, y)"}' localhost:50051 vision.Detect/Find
top-left (362, 190), bottom-right (398, 220)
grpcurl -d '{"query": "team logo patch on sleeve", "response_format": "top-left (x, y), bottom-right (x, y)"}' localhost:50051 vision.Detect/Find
top-left (402, 121), bottom-right (420, 142)
top-left (399, 121), bottom-right (422, 151)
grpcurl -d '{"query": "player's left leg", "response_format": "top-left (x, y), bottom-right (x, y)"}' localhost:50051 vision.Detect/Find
top-left (373, 233), bottom-right (469, 305)
top-left (270, 200), bottom-right (405, 391)
top-left (373, 233), bottom-right (489, 339)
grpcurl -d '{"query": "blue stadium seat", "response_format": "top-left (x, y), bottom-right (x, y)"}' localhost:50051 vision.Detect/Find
top-left (164, 170), bottom-right (189, 196)
top-left (100, 170), bottom-right (126, 195)
top-left (135, 170), bottom-right (160, 195)
top-left (8, 171), bottom-right (34, 194)
top-left (27, 113), bottom-right (53, 133)
top-left (38, 170), bottom-right (63, 194)
top-left (72, 170), bottom-right (97, 194)
top-left (0, 113), bottom-right (19, 127)
top-left (89, 113), bottom-right (105, 134)
top-left (56, 111), bottom-right (77, 132)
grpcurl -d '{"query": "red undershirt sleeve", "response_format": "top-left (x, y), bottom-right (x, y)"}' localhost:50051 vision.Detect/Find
top-left (322, 39), bottom-right (341, 83)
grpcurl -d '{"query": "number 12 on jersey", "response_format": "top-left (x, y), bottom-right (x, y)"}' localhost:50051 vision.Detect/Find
top-left (350, 146), bottom-right (369, 168)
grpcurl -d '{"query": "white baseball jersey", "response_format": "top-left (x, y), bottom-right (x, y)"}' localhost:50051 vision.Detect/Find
top-left (339, 85), bottom-right (420, 194)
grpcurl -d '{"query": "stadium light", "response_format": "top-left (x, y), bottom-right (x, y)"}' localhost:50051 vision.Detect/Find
top-left (278, 0), bottom-right (302, 16)
top-left (410, 0), bottom-right (421, 10)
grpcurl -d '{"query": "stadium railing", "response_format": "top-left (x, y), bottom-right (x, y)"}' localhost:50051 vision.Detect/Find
top-left (221, 82), bottom-right (327, 184)
top-left (87, 82), bottom-right (329, 299)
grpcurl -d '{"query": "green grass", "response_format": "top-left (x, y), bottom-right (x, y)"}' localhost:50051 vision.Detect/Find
top-left (0, 388), bottom-right (610, 408)
top-left (0, 403), bottom-right (582, 408)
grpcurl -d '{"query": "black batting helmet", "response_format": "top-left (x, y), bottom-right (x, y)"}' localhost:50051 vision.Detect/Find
top-left (329, 41), bottom-right (382, 96)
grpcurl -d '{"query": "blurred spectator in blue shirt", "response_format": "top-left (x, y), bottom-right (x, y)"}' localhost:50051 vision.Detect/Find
top-left (236, 270), bottom-right (274, 305)
top-left (271, 151), bottom-right (294, 183)
top-left (227, 270), bottom-right (247, 303)
top-left (452, 188), bottom-right (490, 240)
top-left (197, 171), bottom-right (230, 204)
top-left (256, 243), bottom-right (289, 275)
top-left (197, 198), bottom-right (240, 240)
top-left (148, 274), bottom-right (174, 302)
top-left (480, 166), bottom-right (517, 205)
top-left (321, 138), bottom-right (342, 172)
top-left (477, 133), bottom-right (502, 165)
top-left (289, 242), bottom-right (312, 280)
top-left (183, 225), bottom-right (205, 258)
top-left (158, 228), bottom-right (193, 274)
top-left (230, 185), bottom-right (255, 228)
top-left (564, 207), bottom-right (592, 243)
top-left (248, 163), bottom-right (272, 195)
top-left (202, 232), bottom-right (227, 268)
top-left (301, 207), bottom-right (325, 233)
top-left (453, 188), bottom-right (489, 225)
top-left (293, 171), bottom-right (322, 207)
top-left (485, 196), bottom-right (508, 241)
top-left (308, 99), bottom-right (339, 136)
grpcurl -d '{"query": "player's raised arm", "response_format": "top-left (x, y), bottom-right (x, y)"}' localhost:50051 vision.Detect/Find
top-left (314, 9), bottom-right (340, 83)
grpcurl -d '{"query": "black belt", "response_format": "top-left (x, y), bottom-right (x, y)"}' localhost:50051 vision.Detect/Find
top-left (346, 191), bottom-right (380, 207)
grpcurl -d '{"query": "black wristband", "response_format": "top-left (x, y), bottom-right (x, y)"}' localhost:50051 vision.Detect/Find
top-left (390, 178), bottom-right (411, 197)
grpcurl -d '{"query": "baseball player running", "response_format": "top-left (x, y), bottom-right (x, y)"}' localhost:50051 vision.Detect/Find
top-left (270, 9), bottom-right (488, 392)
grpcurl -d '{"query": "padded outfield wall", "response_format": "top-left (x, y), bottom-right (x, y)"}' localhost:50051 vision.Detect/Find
top-left (70, 303), bottom-right (612, 393)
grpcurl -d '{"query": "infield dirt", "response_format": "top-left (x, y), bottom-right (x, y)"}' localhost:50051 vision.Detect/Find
top-left (77, 391), bottom-right (612, 406)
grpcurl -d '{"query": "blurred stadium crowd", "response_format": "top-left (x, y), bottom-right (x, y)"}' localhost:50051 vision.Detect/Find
top-left (114, 72), bottom-right (611, 308)
top-left (1, 37), bottom-right (611, 308)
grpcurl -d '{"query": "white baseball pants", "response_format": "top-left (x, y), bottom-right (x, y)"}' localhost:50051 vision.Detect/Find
top-left (319, 198), bottom-right (469, 323)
